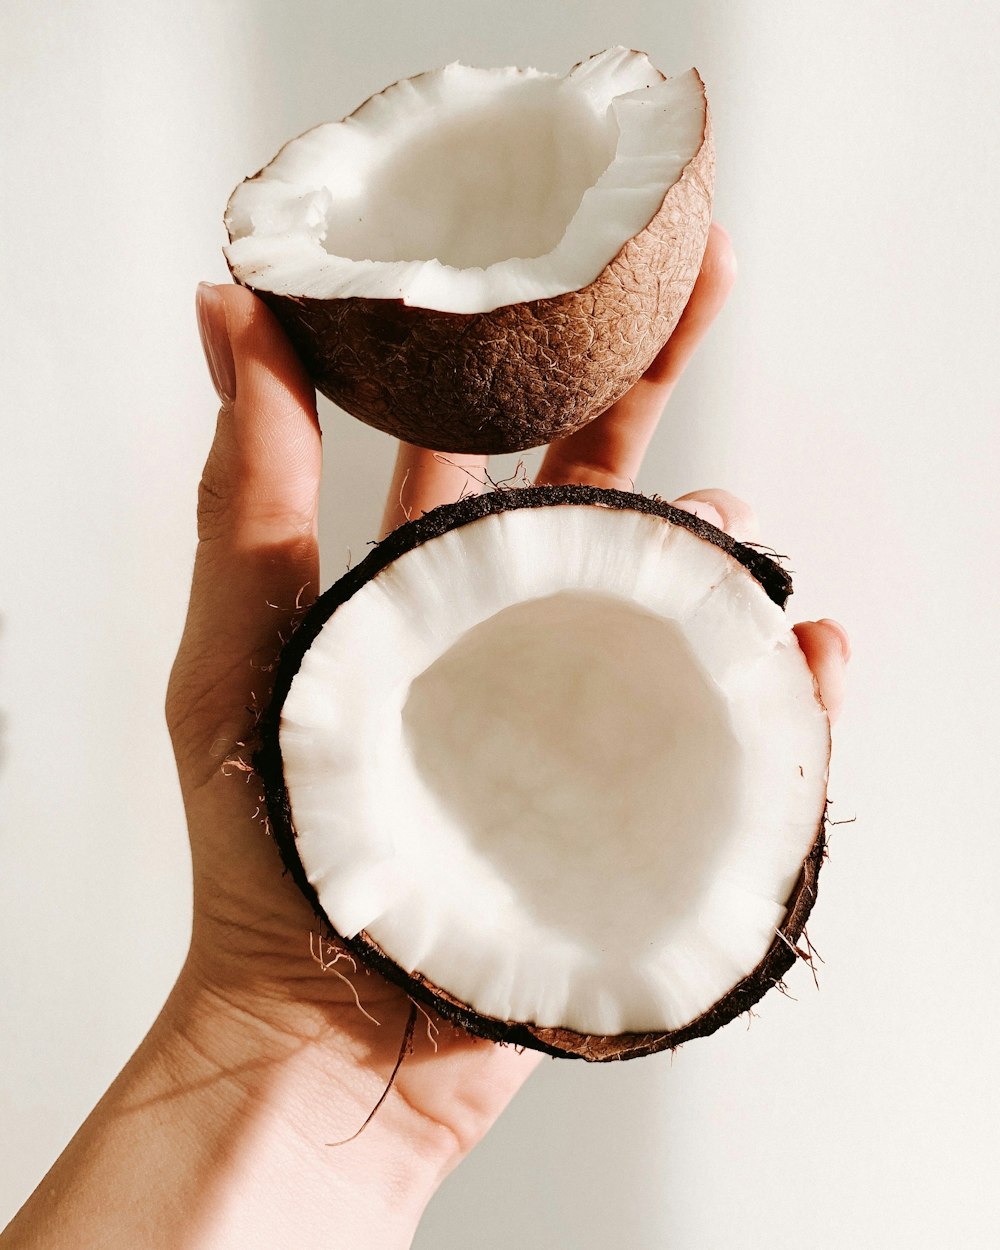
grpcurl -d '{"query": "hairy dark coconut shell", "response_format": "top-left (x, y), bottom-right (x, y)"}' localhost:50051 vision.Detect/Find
top-left (255, 486), bottom-right (830, 1061)
top-left (227, 66), bottom-right (715, 455)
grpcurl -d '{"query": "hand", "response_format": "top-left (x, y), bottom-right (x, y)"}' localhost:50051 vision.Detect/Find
top-left (1, 225), bottom-right (849, 1250)
top-left (170, 218), bottom-right (850, 1157)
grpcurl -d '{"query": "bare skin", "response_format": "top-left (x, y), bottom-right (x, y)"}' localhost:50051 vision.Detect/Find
top-left (2, 224), bottom-right (849, 1249)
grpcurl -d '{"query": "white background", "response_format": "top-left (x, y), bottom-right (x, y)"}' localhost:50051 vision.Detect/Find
top-left (2, 2), bottom-right (998, 1246)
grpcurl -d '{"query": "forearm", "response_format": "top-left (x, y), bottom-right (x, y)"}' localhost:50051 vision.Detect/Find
top-left (2, 972), bottom-right (448, 1249)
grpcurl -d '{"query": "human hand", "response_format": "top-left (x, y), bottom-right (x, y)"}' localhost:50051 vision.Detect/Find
top-left (3, 224), bottom-right (850, 1250)
top-left (164, 222), bottom-right (848, 1232)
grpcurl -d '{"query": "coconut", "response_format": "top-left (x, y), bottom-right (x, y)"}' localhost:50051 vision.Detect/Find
top-left (224, 48), bottom-right (714, 454)
top-left (255, 487), bottom-right (831, 1061)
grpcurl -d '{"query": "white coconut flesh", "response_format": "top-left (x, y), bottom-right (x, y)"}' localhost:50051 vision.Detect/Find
top-left (224, 48), bottom-right (707, 313)
top-left (279, 505), bottom-right (830, 1037)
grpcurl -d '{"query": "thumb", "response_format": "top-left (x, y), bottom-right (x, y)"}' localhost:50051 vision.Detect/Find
top-left (167, 283), bottom-right (321, 775)
top-left (195, 282), bottom-right (320, 551)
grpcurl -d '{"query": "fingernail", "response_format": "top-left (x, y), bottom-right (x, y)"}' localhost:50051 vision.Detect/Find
top-left (675, 500), bottom-right (725, 529)
top-left (196, 282), bottom-right (236, 405)
top-left (819, 618), bottom-right (852, 663)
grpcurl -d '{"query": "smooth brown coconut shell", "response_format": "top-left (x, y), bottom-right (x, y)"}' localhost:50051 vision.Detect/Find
top-left (227, 61), bottom-right (715, 455)
top-left (255, 486), bottom-right (831, 1061)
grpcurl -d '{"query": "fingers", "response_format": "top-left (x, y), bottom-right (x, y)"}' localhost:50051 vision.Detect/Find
top-left (537, 222), bottom-right (736, 488)
top-left (793, 619), bottom-right (851, 724)
top-left (670, 490), bottom-right (849, 723)
top-left (672, 489), bottom-right (759, 542)
top-left (381, 444), bottom-right (487, 537)
top-left (167, 284), bottom-right (322, 765)
top-left (380, 224), bottom-right (736, 520)
top-left (640, 222), bottom-right (738, 387)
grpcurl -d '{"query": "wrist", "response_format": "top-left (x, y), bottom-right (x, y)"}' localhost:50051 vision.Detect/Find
top-left (158, 965), bottom-right (456, 1242)
top-left (3, 968), bottom-right (453, 1250)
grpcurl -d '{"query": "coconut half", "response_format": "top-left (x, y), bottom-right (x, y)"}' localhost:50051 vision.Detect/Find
top-left (225, 48), bottom-right (714, 453)
top-left (256, 488), bottom-right (830, 1061)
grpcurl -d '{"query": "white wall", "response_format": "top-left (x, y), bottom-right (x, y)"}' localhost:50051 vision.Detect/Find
top-left (2, 2), bottom-right (997, 1246)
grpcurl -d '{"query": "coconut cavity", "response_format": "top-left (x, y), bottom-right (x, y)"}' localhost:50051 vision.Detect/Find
top-left (318, 81), bottom-right (618, 269)
top-left (269, 493), bottom-right (830, 1044)
top-left (225, 49), bottom-right (707, 313)
top-left (402, 593), bottom-right (742, 949)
